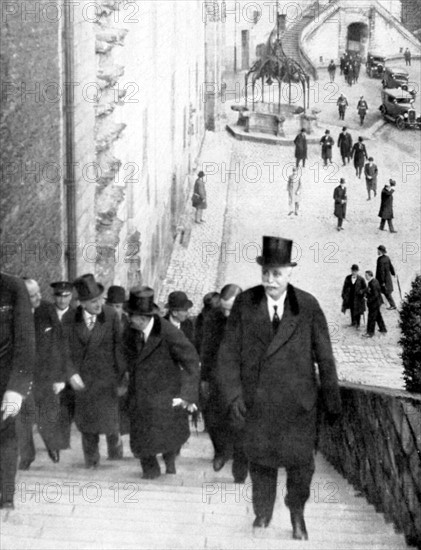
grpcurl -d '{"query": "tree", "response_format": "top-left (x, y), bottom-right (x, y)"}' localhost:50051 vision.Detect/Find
top-left (399, 275), bottom-right (421, 393)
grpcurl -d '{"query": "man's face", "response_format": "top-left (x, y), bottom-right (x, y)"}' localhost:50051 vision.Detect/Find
top-left (81, 295), bottom-right (103, 315)
top-left (54, 292), bottom-right (72, 311)
top-left (109, 303), bottom-right (124, 318)
top-left (351, 270), bottom-right (358, 277)
top-left (130, 314), bottom-right (150, 332)
top-left (26, 282), bottom-right (41, 310)
top-left (262, 266), bottom-right (293, 300)
top-left (365, 273), bottom-right (371, 282)
top-left (171, 309), bottom-right (189, 323)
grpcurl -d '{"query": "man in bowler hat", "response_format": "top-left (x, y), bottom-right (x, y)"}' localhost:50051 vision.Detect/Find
top-left (378, 179), bottom-right (397, 233)
top-left (216, 236), bottom-right (341, 540)
top-left (334, 178), bottom-right (347, 231)
top-left (64, 274), bottom-right (127, 468)
top-left (164, 291), bottom-right (195, 346)
top-left (122, 287), bottom-right (199, 479)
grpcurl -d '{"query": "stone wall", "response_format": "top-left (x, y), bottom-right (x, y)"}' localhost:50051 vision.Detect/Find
top-left (319, 382), bottom-right (421, 548)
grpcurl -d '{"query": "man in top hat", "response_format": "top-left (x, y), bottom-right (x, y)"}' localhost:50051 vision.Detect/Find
top-left (64, 274), bottom-right (127, 468)
top-left (378, 179), bottom-right (397, 233)
top-left (364, 157), bottom-right (378, 201)
top-left (216, 236), bottom-right (341, 540)
top-left (376, 246), bottom-right (397, 310)
top-left (164, 291), bottom-right (195, 346)
top-left (293, 128), bottom-right (307, 169)
top-left (333, 178), bottom-right (347, 231)
top-left (351, 137), bottom-right (368, 179)
top-left (320, 130), bottom-right (334, 167)
top-left (122, 286), bottom-right (199, 479)
top-left (341, 265), bottom-right (366, 329)
top-left (337, 127), bottom-right (353, 166)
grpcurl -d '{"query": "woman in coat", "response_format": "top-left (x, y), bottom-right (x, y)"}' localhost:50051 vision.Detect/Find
top-left (351, 136), bottom-right (368, 178)
top-left (123, 286), bottom-right (199, 479)
top-left (192, 170), bottom-right (207, 224)
top-left (333, 178), bottom-right (347, 231)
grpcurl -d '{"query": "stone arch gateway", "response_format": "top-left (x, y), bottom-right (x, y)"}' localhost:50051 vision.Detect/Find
top-left (347, 22), bottom-right (369, 56)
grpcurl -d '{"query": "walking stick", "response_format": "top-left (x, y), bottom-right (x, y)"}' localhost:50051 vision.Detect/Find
top-left (396, 274), bottom-right (403, 301)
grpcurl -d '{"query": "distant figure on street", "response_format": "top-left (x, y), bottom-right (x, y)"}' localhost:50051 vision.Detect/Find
top-left (362, 271), bottom-right (387, 338)
top-left (351, 137), bottom-right (368, 178)
top-left (404, 48), bottom-right (411, 66)
top-left (341, 265), bottom-right (366, 329)
top-left (347, 63), bottom-right (354, 86)
top-left (378, 179), bottom-right (397, 233)
top-left (320, 130), bottom-right (334, 167)
top-left (354, 59), bottom-right (361, 83)
top-left (337, 127), bottom-right (353, 166)
top-left (294, 128), bottom-right (307, 168)
top-left (357, 96), bottom-right (368, 126)
top-left (376, 245), bottom-right (397, 310)
top-left (287, 167), bottom-right (302, 217)
top-left (337, 94), bottom-right (348, 120)
top-left (194, 292), bottom-right (221, 355)
top-left (340, 54), bottom-right (345, 75)
top-left (364, 157), bottom-right (378, 201)
top-left (333, 178), bottom-right (347, 231)
top-left (328, 60), bottom-right (336, 82)
top-left (192, 170), bottom-right (207, 224)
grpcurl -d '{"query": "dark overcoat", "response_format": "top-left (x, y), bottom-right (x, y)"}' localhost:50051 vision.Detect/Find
top-left (333, 185), bottom-right (347, 219)
top-left (341, 275), bottom-right (366, 315)
top-left (123, 316), bottom-right (199, 458)
top-left (65, 305), bottom-right (127, 434)
top-left (378, 187), bottom-right (394, 219)
top-left (365, 279), bottom-right (384, 309)
top-left (294, 133), bottom-right (307, 161)
top-left (216, 285), bottom-right (341, 469)
top-left (193, 177), bottom-right (207, 210)
top-left (320, 135), bottom-right (334, 160)
top-left (337, 132), bottom-right (353, 158)
top-left (352, 142), bottom-right (368, 168)
top-left (364, 163), bottom-right (378, 188)
top-left (376, 255), bottom-right (395, 294)
top-left (164, 314), bottom-right (195, 346)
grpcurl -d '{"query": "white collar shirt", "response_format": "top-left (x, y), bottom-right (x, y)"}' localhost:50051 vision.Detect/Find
top-left (266, 292), bottom-right (288, 322)
top-left (142, 316), bottom-right (154, 343)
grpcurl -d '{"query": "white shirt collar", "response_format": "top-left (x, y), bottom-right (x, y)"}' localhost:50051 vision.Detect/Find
top-left (169, 314), bottom-right (181, 329)
top-left (266, 291), bottom-right (287, 320)
top-left (143, 316), bottom-right (154, 342)
top-left (55, 306), bottom-right (69, 321)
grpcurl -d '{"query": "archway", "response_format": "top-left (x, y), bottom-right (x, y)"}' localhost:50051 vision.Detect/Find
top-left (347, 23), bottom-right (369, 57)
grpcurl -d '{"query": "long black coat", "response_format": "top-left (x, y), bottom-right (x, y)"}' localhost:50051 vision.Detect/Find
top-left (341, 275), bottom-right (366, 315)
top-left (216, 285), bottom-right (341, 469)
top-left (337, 132), bottom-right (353, 158)
top-left (378, 187), bottom-right (394, 219)
top-left (320, 135), bottom-right (334, 160)
top-left (294, 133), bottom-right (307, 161)
top-left (365, 278), bottom-right (384, 309)
top-left (123, 316), bottom-right (199, 457)
top-left (65, 305), bottom-right (127, 434)
top-left (352, 142), bottom-right (368, 168)
top-left (333, 185), bottom-right (347, 219)
top-left (376, 255), bottom-right (395, 294)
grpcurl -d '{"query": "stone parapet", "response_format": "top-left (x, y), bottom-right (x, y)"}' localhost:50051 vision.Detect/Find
top-left (319, 382), bottom-right (421, 548)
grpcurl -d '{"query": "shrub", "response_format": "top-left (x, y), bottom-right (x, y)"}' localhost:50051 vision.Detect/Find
top-left (398, 275), bottom-right (421, 393)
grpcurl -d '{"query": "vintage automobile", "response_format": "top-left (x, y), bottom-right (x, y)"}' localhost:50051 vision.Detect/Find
top-left (366, 53), bottom-right (387, 78)
top-left (382, 67), bottom-right (416, 96)
top-left (379, 88), bottom-right (421, 130)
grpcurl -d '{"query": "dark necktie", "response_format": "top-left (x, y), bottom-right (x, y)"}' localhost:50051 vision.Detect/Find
top-left (136, 331), bottom-right (145, 353)
top-left (272, 305), bottom-right (280, 332)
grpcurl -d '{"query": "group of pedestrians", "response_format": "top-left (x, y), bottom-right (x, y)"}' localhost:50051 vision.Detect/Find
top-left (336, 94), bottom-right (368, 126)
top-left (339, 52), bottom-right (362, 86)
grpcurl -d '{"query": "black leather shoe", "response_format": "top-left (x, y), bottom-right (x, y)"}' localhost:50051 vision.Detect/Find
top-left (253, 516), bottom-right (270, 528)
top-left (48, 449), bottom-right (60, 463)
top-left (18, 459), bottom-right (33, 470)
top-left (291, 510), bottom-right (308, 540)
top-left (213, 455), bottom-right (226, 472)
top-left (142, 469), bottom-right (161, 480)
top-left (233, 477), bottom-right (246, 484)
top-left (0, 500), bottom-right (14, 510)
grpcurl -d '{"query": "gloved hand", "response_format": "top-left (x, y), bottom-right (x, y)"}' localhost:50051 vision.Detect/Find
top-left (1, 391), bottom-right (23, 420)
top-left (53, 382), bottom-right (66, 395)
top-left (69, 374), bottom-right (85, 391)
top-left (230, 396), bottom-right (247, 422)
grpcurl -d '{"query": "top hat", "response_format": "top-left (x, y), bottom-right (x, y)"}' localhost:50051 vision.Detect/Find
top-left (125, 286), bottom-right (159, 316)
top-left (378, 245), bottom-right (387, 253)
top-left (340, 178), bottom-right (346, 183)
top-left (106, 285), bottom-right (126, 304)
top-left (325, 129), bottom-right (330, 134)
top-left (256, 236), bottom-right (297, 268)
top-left (50, 281), bottom-right (73, 296)
top-left (73, 274), bottom-right (104, 301)
top-left (389, 179), bottom-right (396, 186)
top-left (358, 136), bottom-right (363, 142)
top-left (166, 291), bottom-right (193, 311)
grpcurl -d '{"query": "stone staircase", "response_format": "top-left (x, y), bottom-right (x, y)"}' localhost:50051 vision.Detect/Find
top-left (0, 426), bottom-right (411, 550)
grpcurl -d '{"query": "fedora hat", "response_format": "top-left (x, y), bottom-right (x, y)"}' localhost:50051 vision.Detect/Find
top-left (50, 281), bottom-right (73, 296)
top-left (125, 286), bottom-right (159, 316)
top-left (256, 236), bottom-right (297, 268)
top-left (106, 285), bottom-right (126, 304)
top-left (73, 274), bottom-right (104, 301)
top-left (166, 291), bottom-right (193, 311)
top-left (377, 245), bottom-right (387, 253)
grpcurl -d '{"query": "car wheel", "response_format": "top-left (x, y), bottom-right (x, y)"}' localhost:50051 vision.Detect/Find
top-left (396, 117), bottom-right (405, 130)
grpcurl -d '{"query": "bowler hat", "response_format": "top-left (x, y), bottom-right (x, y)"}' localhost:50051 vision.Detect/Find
top-left (389, 179), bottom-right (396, 186)
top-left (325, 129), bottom-right (330, 134)
top-left (256, 236), bottom-right (297, 268)
top-left (198, 171), bottom-right (205, 178)
top-left (351, 264), bottom-right (359, 271)
top-left (106, 285), bottom-right (126, 304)
top-left (50, 281), bottom-right (73, 296)
top-left (340, 178), bottom-right (346, 183)
top-left (378, 245), bottom-right (387, 253)
top-left (73, 274), bottom-right (104, 301)
top-left (125, 286), bottom-right (159, 316)
top-left (166, 291), bottom-right (193, 311)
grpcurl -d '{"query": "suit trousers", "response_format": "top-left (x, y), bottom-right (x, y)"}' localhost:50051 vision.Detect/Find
top-left (379, 219), bottom-right (395, 232)
top-left (381, 290), bottom-right (396, 309)
top-left (0, 417), bottom-right (18, 504)
top-left (367, 307), bottom-right (387, 335)
top-left (249, 459), bottom-right (315, 521)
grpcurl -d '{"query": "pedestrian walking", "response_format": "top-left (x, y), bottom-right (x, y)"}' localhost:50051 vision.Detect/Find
top-left (337, 126), bottom-right (353, 166)
top-left (404, 48), bottom-right (411, 66)
top-left (341, 265), bottom-right (366, 328)
top-left (216, 235), bottom-right (341, 540)
top-left (320, 129), bottom-right (334, 167)
top-left (364, 157), bottom-right (378, 200)
top-left (347, 63), bottom-right (354, 86)
top-left (294, 128), bottom-right (307, 168)
top-left (164, 291), bottom-right (195, 345)
top-left (378, 179), bottom-right (397, 233)
top-left (194, 292), bottom-right (220, 355)
top-left (340, 54), bottom-right (345, 75)
top-left (287, 167), bottom-right (302, 216)
top-left (376, 245), bottom-right (397, 310)
top-left (328, 60), bottom-right (336, 82)
top-left (351, 136), bottom-right (368, 178)
top-left (354, 59), bottom-right (361, 83)
top-left (362, 271), bottom-right (387, 338)
top-left (123, 286), bottom-right (199, 479)
top-left (337, 94), bottom-right (348, 120)
top-left (192, 170), bottom-right (207, 224)
top-left (357, 96), bottom-right (368, 126)
top-left (0, 272), bottom-right (35, 509)
top-left (333, 178), bottom-right (347, 231)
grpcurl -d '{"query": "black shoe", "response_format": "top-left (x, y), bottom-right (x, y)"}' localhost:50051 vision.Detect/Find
top-left (48, 449), bottom-right (60, 464)
top-left (18, 459), bottom-right (33, 470)
top-left (0, 500), bottom-right (14, 510)
top-left (213, 455), bottom-right (226, 472)
top-left (362, 333), bottom-right (373, 338)
top-left (379, 329), bottom-right (388, 334)
top-left (142, 469), bottom-right (161, 480)
top-left (233, 477), bottom-right (246, 484)
top-left (291, 510), bottom-right (308, 540)
top-left (85, 462), bottom-right (99, 470)
top-left (163, 453), bottom-right (176, 474)
top-left (390, 230), bottom-right (398, 233)
top-left (253, 516), bottom-right (270, 529)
